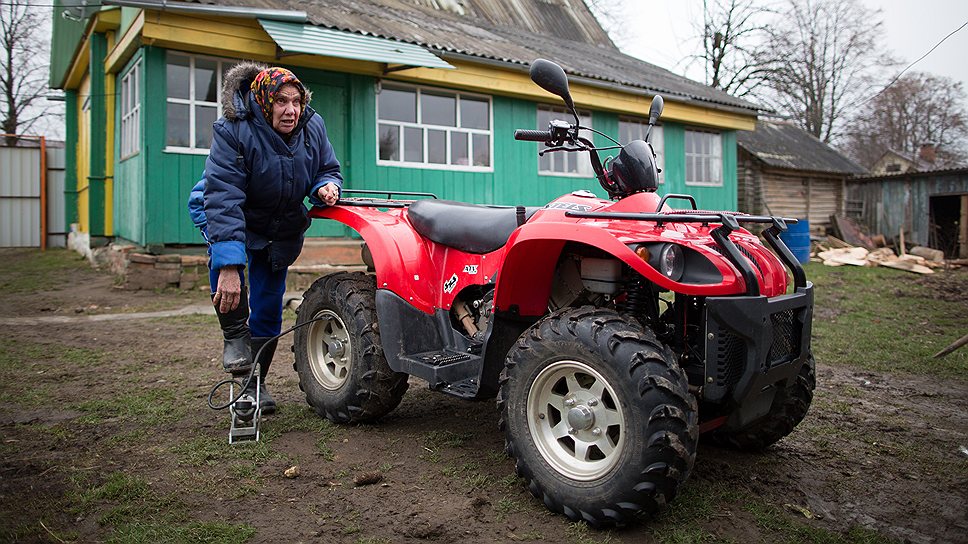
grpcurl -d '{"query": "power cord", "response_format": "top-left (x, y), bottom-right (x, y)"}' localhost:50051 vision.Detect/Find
top-left (206, 316), bottom-right (325, 410)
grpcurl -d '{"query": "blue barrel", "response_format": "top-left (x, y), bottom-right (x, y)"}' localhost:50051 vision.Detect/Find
top-left (780, 219), bottom-right (811, 264)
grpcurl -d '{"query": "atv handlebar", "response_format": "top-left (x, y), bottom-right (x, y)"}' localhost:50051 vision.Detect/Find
top-left (514, 129), bottom-right (553, 142)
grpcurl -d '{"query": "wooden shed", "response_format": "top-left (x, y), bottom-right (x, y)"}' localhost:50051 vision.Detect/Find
top-left (737, 121), bottom-right (866, 233)
top-left (846, 168), bottom-right (968, 258)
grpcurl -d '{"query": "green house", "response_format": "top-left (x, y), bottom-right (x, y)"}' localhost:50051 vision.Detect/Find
top-left (50, 0), bottom-right (758, 252)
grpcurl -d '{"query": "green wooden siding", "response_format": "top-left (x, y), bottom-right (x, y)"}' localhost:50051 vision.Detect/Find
top-left (114, 53), bottom-right (145, 245)
top-left (49, 1), bottom-right (88, 88)
top-left (64, 90), bottom-right (78, 226)
top-left (88, 33), bottom-right (107, 236)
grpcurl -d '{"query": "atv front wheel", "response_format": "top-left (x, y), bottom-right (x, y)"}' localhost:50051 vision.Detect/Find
top-left (498, 307), bottom-right (698, 526)
top-left (293, 272), bottom-right (408, 423)
top-left (708, 355), bottom-right (815, 451)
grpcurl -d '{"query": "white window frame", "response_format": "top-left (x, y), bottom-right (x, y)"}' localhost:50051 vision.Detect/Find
top-left (537, 105), bottom-right (593, 177)
top-left (164, 52), bottom-right (235, 154)
top-left (120, 58), bottom-right (141, 160)
top-left (619, 117), bottom-right (664, 183)
top-left (376, 83), bottom-right (494, 172)
top-left (684, 129), bottom-right (723, 187)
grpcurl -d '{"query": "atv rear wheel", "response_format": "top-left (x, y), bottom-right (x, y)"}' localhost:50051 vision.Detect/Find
top-left (293, 272), bottom-right (408, 423)
top-left (708, 355), bottom-right (815, 451)
top-left (498, 307), bottom-right (698, 526)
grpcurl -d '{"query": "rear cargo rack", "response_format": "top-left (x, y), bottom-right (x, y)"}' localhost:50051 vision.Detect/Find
top-left (564, 210), bottom-right (806, 295)
top-left (336, 190), bottom-right (438, 208)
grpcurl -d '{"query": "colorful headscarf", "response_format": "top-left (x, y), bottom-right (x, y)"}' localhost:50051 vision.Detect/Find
top-left (250, 67), bottom-right (307, 122)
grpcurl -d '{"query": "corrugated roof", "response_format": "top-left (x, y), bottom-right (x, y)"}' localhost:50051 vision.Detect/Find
top-left (190, 0), bottom-right (759, 113)
top-left (259, 19), bottom-right (454, 68)
top-left (737, 120), bottom-right (867, 175)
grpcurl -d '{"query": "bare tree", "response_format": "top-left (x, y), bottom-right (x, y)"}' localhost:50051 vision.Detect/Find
top-left (761, 0), bottom-right (893, 143)
top-left (695, 0), bottom-right (772, 98)
top-left (1, 2), bottom-right (56, 145)
top-left (843, 73), bottom-right (968, 169)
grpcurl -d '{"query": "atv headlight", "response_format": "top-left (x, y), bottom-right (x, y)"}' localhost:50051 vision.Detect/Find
top-left (657, 244), bottom-right (684, 281)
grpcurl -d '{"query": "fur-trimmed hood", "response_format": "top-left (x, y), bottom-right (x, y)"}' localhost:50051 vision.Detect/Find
top-left (220, 61), bottom-right (313, 121)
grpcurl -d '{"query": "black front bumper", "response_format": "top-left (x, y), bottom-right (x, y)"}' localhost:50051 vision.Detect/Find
top-left (702, 283), bottom-right (813, 414)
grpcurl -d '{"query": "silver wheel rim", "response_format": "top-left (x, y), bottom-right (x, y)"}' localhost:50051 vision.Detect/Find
top-left (527, 360), bottom-right (626, 481)
top-left (307, 309), bottom-right (352, 391)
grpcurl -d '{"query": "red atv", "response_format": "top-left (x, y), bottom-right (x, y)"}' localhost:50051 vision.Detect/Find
top-left (293, 59), bottom-right (814, 526)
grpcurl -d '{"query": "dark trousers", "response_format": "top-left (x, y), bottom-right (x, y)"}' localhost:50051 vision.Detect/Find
top-left (209, 247), bottom-right (288, 338)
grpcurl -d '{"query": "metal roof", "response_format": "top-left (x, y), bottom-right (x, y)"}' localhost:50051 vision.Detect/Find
top-left (190, 0), bottom-right (759, 113)
top-left (259, 19), bottom-right (453, 69)
top-left (737, 120), bottom-right (867, 175)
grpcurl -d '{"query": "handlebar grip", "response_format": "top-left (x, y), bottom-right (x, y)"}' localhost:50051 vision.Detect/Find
top-left (514, 129), bottom-right (553, 142)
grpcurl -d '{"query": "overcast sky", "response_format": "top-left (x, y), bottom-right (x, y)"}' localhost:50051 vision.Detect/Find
top-left (599, 0), bottom-right (968, 94)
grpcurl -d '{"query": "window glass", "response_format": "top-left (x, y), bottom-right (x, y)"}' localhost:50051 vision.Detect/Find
top-left (427, 130), bottom-right (447, 164)
top-left (166, 103), bottom-right (190, 148)
top-left (167, 54), bottom-right (190, 100)
top-left (421, 92), bottom-right (456, 127)
top-left (379, 124), bottom-right (399, 161)
top-left (195, 106), bottom-right (217, 148)
top-left (451, 131), bottom-right (468, 165)
top-left (404, 127), bottom-right (423, 162)
top-left (195, 58), bottom-right (218, 103)
top-left (461, 98), bottom-right (488, 129)
top-left (379, 88), bottom-right (416, 123)
top-left (472, 134), bottom-right (489, 167)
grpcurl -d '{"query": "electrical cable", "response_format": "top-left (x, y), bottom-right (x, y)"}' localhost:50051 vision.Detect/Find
top-left (855, 18), bottom-right (968, 108)
top-left (206, 315), bottom-right (324, 411)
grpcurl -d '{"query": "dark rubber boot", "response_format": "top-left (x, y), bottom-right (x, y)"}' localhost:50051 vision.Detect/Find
top-left (213, 288), bottom-right (252, 375)
top-left (251, 336), bottom-right (278, 414)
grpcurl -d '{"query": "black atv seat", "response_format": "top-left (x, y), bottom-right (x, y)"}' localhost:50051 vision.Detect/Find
top-left (407, 200), bottom-right (540, 254)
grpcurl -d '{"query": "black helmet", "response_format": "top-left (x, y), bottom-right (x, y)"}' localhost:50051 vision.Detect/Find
top-left (607, 140), bottom-right (659, 197)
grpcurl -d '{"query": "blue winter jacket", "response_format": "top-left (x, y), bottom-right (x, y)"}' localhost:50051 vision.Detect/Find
top-left (199, 62), bottom-right (342, 272)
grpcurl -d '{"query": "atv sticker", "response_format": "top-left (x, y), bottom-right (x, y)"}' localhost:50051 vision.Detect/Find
top-left (443, 274), bottom-right (459, 293)
top-left (463, 265), bottom-right (478, 275)
top-left (546, 202), bottom-right (592, 212)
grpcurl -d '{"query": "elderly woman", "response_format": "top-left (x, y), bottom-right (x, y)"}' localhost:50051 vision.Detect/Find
top-left (194, 62), bottom-right (342, 414)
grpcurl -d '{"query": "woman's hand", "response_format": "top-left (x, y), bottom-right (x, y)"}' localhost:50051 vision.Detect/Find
top-left (317, 182), bottom-right (339, 206)
top-left (213, 266), bottom-right (242, 313)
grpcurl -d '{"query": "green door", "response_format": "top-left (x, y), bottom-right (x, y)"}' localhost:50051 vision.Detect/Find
top-left (302, 77), bottom-right (350, 238)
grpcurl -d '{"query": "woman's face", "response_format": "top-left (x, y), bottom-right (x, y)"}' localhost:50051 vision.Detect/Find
top-left (272, 83), bottom-right (302, 135)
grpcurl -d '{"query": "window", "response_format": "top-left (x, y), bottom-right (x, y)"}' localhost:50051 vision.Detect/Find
top-left (619, 117), bottom-right (664, 183)
top-left (377, 84), bottom-right (492, 170)
top-left (166, 52), bottom-right (236, 152)
top-left (537, 105), bottom-right (593, 176)
top-left (120, 59), bottom-right (141, 159)
top-left (685, 129), bottom-right (722, 186)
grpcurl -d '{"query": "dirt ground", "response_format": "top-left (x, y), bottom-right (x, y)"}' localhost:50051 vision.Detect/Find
top-left (1, 249), bottom-right (967, 543)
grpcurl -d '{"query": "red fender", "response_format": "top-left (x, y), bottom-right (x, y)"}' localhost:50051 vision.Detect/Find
top-left (494, 221), bottom-right (747, 316)
top-left (309, 206), bottom-right (438, 313)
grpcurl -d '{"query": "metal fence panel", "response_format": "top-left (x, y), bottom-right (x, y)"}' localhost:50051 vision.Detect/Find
top-left (0, 146), bottom-right (41, 247)
top-left (47, 147), bottom-right (67, 247)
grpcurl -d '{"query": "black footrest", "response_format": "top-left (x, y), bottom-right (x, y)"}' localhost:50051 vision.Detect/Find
top-left (412, 350), bottom-right (472, 366)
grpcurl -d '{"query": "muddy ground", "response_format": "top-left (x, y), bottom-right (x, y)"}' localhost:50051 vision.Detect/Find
top-left (1, 249), bottom-right (966, 543)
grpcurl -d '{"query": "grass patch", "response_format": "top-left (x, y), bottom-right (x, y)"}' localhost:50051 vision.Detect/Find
top-left (0, 248), bottom-right (94, 294)
top-left (170, 434), bottom-right (275, 467)
top-left (75, 388), bottom-right (186, 426)
top-left (68, 471), bottom-right (254, 543)
top-left (745, 501), bottom-right (898, 543)
top-left (807, 264), bottom-right (968, 380)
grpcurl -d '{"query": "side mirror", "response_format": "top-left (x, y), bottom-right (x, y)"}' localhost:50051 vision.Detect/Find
top-left (530, 59), bottom-right (579, 124)
top-left (648, 95), bottom-right (664, 126)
